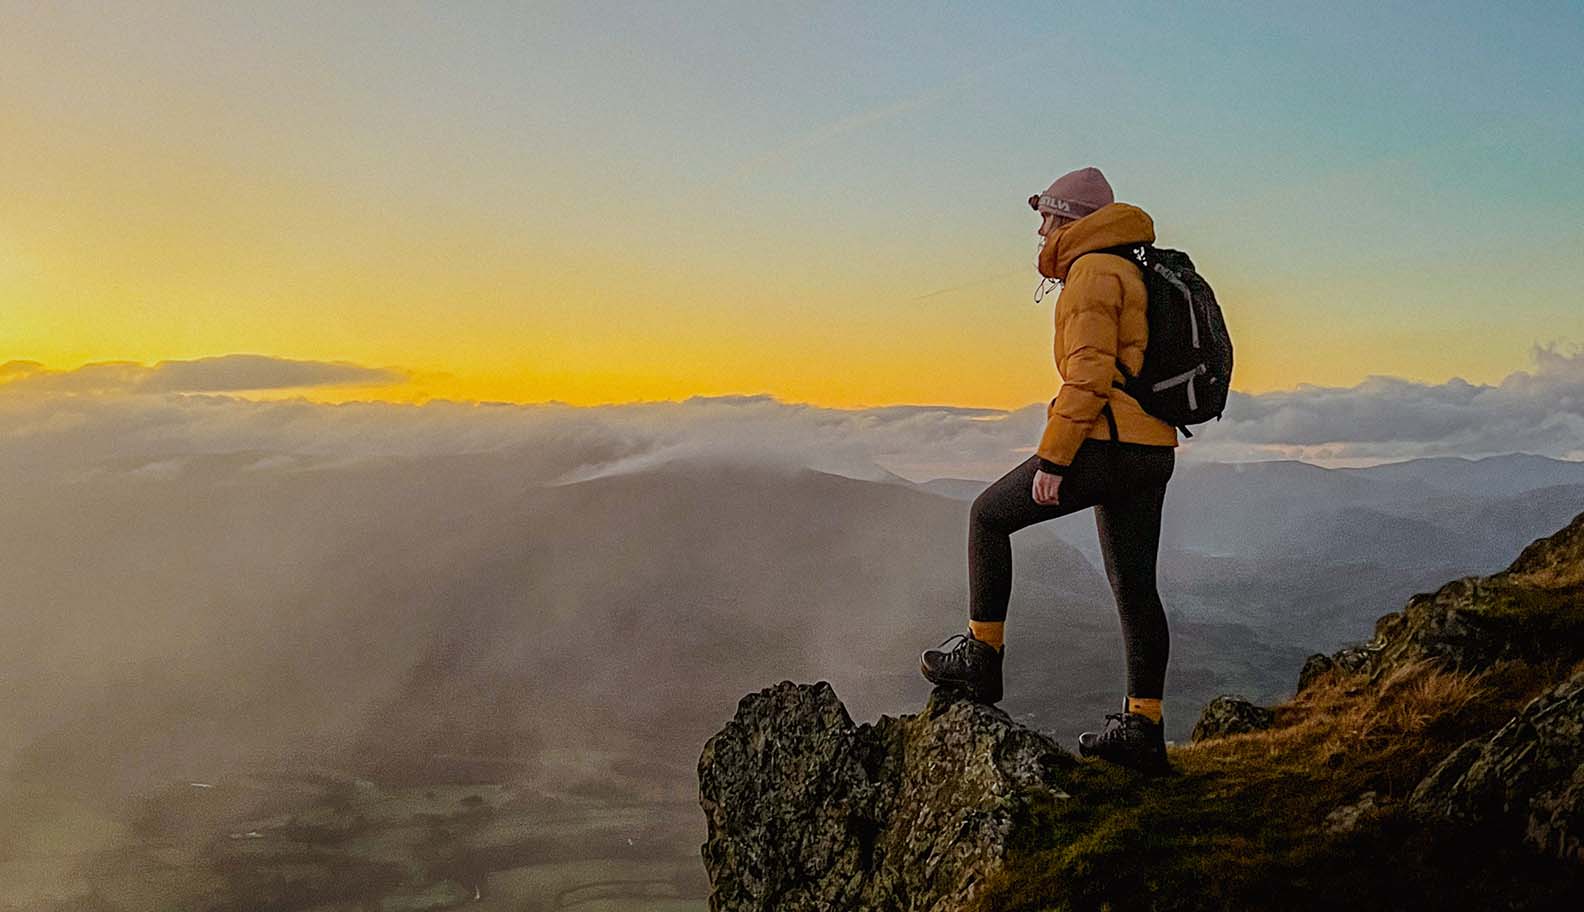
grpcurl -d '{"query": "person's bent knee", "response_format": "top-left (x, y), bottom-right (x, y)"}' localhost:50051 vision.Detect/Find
top-left (969, 488), bottom-right (1002, 532)
top-left (972, 487), bottom-right (1029, 537)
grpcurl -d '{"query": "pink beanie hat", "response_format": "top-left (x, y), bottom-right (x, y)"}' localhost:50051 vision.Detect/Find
top-left (1029, 166), bottom-right (1114, 225)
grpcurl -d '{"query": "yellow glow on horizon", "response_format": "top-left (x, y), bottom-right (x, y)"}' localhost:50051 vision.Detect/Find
top-left (0, 102), bottom-right (1549, 412)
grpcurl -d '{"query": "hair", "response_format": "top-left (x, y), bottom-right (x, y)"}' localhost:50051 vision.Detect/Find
top-left (1039, 211), bottom-right (1077, 235)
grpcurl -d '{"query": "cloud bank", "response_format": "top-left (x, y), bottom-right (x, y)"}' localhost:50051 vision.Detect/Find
top-left (1, 345), bottom-right (1579, 484)
top-left (0, 354), bottom-right (405, 395)
top-left (1187, 342), bottom-right (1584, 465)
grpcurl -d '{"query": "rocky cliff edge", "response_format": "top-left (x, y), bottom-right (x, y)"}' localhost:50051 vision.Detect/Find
top-left (699, 511), bottom-right (1584, 911)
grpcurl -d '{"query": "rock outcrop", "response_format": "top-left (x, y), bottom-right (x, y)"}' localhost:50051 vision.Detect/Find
top-left (1296, 645), bottom-right (1373, 694)
top-left (699, 511), bottom-right (1584, 908)
top-left (697, 681), bottom-right (1074, 912)
top-left (1410, 669), bottom-right (1584, 863)
top-left (1297, 510), bottom-right (1584, 693)
top-left (1191, 694), bottom-right (1275, 743)
top-left (1506, 509), bottom-right (1584, 590)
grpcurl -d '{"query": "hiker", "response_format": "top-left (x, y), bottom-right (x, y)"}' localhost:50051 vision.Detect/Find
top-left (919, 166), bottom-right (1179, 775)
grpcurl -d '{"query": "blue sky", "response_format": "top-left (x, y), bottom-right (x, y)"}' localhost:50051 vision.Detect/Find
top-left (3, 0), bottom-right (1581, 406)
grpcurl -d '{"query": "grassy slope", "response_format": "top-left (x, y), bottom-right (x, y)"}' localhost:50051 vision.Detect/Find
top-left (975, 655), bottom-right (1584, 911)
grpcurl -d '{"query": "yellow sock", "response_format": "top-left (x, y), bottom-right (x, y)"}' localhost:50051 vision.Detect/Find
top-left (968, 620), bottom-right (1005, 651)
top-left (1126, 695), bottom-right (1163, 723)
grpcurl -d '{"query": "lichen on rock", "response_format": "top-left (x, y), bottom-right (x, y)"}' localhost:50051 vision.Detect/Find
top-left (1410, 668), bottom-right (1584, 863)
top-left (698, 511), bottom-right (1584, 908)
top-left (1191, 694), bottom-right (1275, 743)
top-left (697, 680), bottom-right (1075, 911)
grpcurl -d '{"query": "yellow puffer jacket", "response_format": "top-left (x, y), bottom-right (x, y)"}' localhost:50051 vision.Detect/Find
top-left (1035, 201), bottom-right (1179, 472)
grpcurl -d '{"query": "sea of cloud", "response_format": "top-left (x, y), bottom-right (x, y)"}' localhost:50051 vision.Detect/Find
top-left (2, 344), bottom-right (1580, 484)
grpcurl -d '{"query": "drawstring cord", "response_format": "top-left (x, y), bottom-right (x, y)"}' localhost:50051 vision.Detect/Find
top-left (1034, 276), bottom-right (1060, 305)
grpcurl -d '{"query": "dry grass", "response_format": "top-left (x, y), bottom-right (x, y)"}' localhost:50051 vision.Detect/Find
top-left (1176, 658), bottom-right (1491, 778)
top-left (975, 655), bottom-right (1578, 912)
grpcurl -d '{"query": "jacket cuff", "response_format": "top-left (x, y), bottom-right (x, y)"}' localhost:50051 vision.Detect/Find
top-left (1037, 457), bottom-right (1068, 475)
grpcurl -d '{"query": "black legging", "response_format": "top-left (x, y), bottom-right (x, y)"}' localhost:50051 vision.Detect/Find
top-left (968, 437), bottom-right (1175, 699)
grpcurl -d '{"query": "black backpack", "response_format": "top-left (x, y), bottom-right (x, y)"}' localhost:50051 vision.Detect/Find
top-left (1079, 243), bottom-right (1233, 439)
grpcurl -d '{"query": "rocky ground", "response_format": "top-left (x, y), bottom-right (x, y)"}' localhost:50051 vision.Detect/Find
top-left (698, 511), bottom-right (1584, 911)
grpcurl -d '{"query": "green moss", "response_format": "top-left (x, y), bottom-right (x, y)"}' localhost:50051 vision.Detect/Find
top-left (1480, 584), bottom-right (1584, 628)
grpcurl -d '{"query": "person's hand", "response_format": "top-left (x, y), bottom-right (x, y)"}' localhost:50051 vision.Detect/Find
top-left (1032, 469), bottom-right (1062, 505)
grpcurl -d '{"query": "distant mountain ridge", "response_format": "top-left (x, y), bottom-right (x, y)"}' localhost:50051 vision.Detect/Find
top-left (918, 453), bottom-right (1584, 657)
top-left (1333, 452), bottom-right (1584, 497)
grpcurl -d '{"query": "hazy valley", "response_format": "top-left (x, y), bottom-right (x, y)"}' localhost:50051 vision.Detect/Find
top-left (3, 412), bottom-right (1581, 909)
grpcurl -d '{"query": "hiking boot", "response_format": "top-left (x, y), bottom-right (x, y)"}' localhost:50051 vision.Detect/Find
top-left (1077, 710), bottom-right (1170, 775)
top-left (919, 630), bottom-right (1004, 704)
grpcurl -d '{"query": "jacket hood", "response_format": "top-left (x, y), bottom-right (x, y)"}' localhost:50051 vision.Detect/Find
top-left (1037, 202), bottom-right (1155, 281)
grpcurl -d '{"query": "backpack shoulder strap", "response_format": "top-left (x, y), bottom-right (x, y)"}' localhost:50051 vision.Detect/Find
top-left (1082, 244), bottom-right (1150, 394)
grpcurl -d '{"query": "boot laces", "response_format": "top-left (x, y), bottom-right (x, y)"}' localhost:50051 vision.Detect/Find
top-left (934, 632), bottom-right (973, 664)
top-left (1095, 711), bottom-right (1129, 744)
top-left (936, 632), bottom-right (969, 649)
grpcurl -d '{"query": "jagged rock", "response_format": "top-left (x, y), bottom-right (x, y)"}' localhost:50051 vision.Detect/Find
top-left (1333, 643), bottom-right (1377, 674)
top-left (697, 512), bottom-right (1584, 908)
top-left (1297, 644), bottom-right (1376, 694)
top-left (1191, 695), bottom-right (1274, 743)
top-left (1323, 790), bottom-right (1380, 835)
top-left (697, 680), bottom-right (1076, 912)
top-left (1506, 510), bottom-right (1584, 591)
top-left (1310, 512), bottom-right (1584, 683)
top-left (1527, 764), bottom-right (1584, 865)
top-left (1297, 654), bottom-right (1334, 694)
top-left (1409, 669), bottom-right (1584, 863)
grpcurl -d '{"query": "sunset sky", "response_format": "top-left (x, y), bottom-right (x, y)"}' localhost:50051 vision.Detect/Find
top-left (4, 1), bottom-right (1581, 409)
